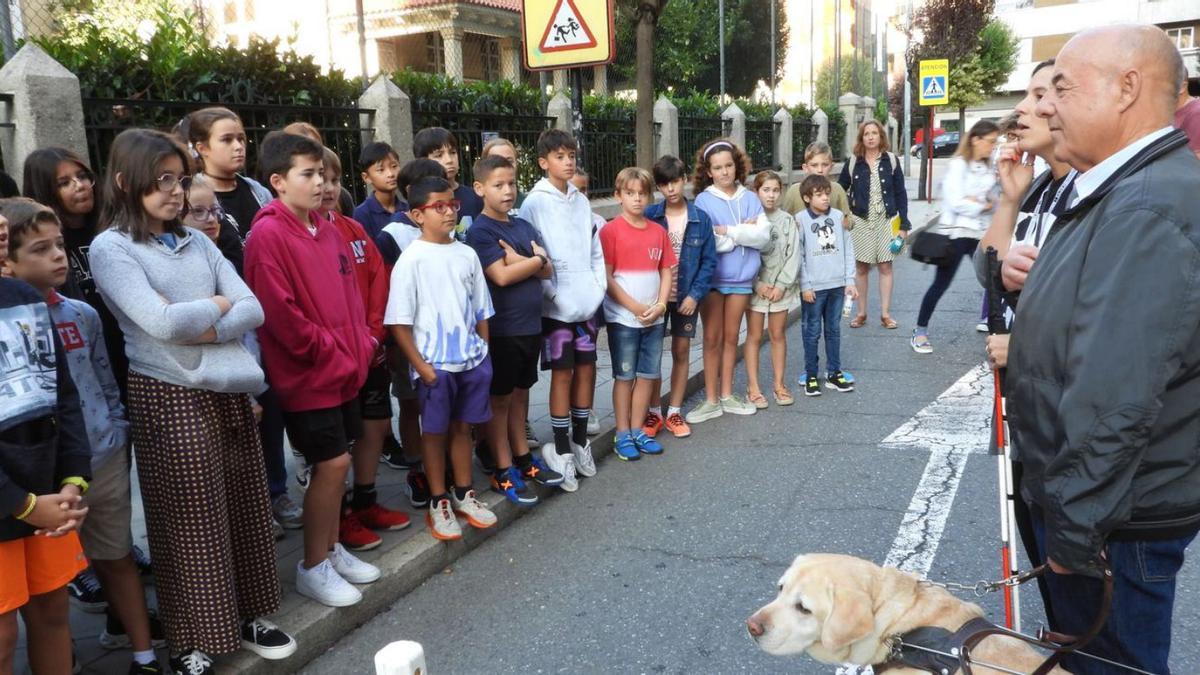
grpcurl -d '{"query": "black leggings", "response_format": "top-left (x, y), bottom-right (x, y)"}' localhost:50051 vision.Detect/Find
top-left (917, 237), bottom-right (979, 328)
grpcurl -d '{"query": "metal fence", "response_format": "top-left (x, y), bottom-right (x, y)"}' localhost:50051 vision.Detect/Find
top-left (678, 116), bottom-right (726, 175)
top-left (581, 118), bottom-right (660, 198)
top-left (81, 98), bottom-right (374, 201)
top-left (412, 110), bottom-right (554, 195)
top-left (791, 120), bottom-right (818, 168)
top-left (0, 92), bottom-right (13, 173)
top-left (744, 119), bottom-right (779, 173)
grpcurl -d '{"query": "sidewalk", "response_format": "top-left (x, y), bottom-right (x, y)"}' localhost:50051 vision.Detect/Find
top-left (24, 173), bottom-right (938, 674)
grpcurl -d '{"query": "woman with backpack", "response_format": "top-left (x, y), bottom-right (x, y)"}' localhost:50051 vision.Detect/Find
top-left (838, 120), bottom-right (910, 329)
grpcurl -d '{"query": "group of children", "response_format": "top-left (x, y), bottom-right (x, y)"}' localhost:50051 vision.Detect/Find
top-left (0, 104), bottom-right (858, 674)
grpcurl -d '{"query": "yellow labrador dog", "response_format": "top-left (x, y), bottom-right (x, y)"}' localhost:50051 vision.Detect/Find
top-left (747, 554), bottom-right (1068, 674)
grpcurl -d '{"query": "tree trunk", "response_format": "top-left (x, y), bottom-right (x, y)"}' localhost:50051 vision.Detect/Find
top-left (958, 106), bottom-right (967, 135)
top-left (635, 2), bottom-right (660, 169)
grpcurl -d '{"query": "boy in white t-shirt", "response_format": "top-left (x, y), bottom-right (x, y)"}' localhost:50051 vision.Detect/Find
top-left (384, 176), bottom-right (497, 541)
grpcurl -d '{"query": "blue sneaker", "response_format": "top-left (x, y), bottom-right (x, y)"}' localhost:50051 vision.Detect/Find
top-left (490, 466), bottom-right (539, 506)
top-left (632, 431), bottom-right (663, 455)
top-left (613, 434), bottom-right (640, 461)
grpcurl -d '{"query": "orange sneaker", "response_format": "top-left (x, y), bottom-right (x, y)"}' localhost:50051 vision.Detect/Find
top-left (353, 502), bottom-right (412, 531)
top-left (664, 412), bottom-right (692, 438)
top-left (642, 411), bottom-right (665, 437)
top-left (338, 513), bottom-right (382, 551)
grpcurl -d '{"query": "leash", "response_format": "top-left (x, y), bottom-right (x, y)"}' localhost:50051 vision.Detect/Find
top-left (888, 561), bottom-right (1159, 675)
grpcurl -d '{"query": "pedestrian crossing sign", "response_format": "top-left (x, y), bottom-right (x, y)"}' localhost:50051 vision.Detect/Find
top-left (919, 59), bottom-right (950, 106)
top-left (521, 0), bottom-right (615, 71)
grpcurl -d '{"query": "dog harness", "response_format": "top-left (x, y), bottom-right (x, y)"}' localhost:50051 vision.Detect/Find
top-left (876, 617), bottom-right (997, 674)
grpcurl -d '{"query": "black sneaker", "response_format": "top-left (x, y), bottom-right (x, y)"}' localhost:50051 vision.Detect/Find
top-left (132, 545), bottom-right (153, 578)
top-left (405, 469), bottom-right (431, 508)
top-left (68, 569), bottom-right (107, 612)
top-left (380, 436), bottom-right (420, 470)
top-left (490, 466), bottom-right (539, 506)
top-left (100, 608), bottom-right (168, 649)
top-left (169, 650), bottom-right (213, 675)
top-left (826, 370), bottom-right (855, 393)
top-left (240, 618), bottom-right (297, 660)
top-left (129, 660), bottom-right (164, 674)
top-left (474, 439), bottom-right (496, 475)
top-left (520, 454), bottom-right (564, 486)
top-left (805, 377), bottom-right (822, 397)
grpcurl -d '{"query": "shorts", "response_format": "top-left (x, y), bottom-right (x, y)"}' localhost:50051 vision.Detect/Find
top-left (358, 364), bottom-right (393, 420)
top-left (715, 286), bottom-right (753, 295)
top-left (282, 398), bottom-right (362, 464)
top-left (489, 335), bottom-right (540, 396)
top-left (0, 532), bottom-right (88, 614)
top-left (387, 346), bottom-right (417, 401)
top-left (415, 357), bottom-right (493, 434)
top-left (78, 451), bottom-right (134, 561)
top-left (540, 317), bottom-right (599, 371)
top-left (607, 322), bottom-right (665, 381)
top-left (666, 302), bottom-right (698, 339)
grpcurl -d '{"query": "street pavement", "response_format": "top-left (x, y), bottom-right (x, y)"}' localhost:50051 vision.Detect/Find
top-left (302, 226), bottom-right (1200, 674)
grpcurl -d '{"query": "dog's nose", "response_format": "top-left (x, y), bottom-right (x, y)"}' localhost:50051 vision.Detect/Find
top-left (746, 617), bottom-right (765, 637)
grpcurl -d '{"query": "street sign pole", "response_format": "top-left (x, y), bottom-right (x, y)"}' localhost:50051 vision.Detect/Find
top-left (918, 59), bottom-right (949, 204)
top-left (925, 106), bottom-right (934, 202)
top-left (571, 67), bottom-right (586, 169)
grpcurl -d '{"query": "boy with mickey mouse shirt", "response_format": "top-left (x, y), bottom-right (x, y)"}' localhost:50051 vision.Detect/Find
top-left (796, 174), bottom-right (858, 397)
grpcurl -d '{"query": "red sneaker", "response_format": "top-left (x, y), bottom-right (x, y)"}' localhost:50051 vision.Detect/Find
top-left (642, 411), bottom-right (664, 438)
top-left (338, 513), bottom-right (382, 551)
top-left (353, 503), bottom-right (412, 532)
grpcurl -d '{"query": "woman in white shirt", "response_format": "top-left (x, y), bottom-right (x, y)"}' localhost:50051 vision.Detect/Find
top-left (911, 119), bottom-right (1001, 354)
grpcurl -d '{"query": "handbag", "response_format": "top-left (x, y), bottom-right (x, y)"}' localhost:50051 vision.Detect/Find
top-left (908, 227), bottom-right (954, 265)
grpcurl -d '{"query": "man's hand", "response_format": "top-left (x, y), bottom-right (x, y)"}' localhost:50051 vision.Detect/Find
top-left (678, 297), bottom-right (698, 316)
top-left (1002, 245), bottom-right (1039, 292)
top-left (802, 290), bottom-right (816, 304)
top-left (416, 362), bottom-right (438, 386)
top-left (996, 142), bottom-right (1035, 204)
top-left (986, 334), bottom-right (1010, 369)
top-left (845, 286), bottom-right (859, 301)
top-left (498, 240), bottom-right (524, 265)
top-left (638, 302), bottom-right (665, 326)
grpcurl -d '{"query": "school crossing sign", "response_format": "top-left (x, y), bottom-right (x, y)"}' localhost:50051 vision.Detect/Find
top-left (521, 0), bottom-right (616, 71)
top-left (919, 59), bottom-right (949, 106)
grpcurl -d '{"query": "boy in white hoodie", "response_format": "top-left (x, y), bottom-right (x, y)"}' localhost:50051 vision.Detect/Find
top-left (517, 129), bottom-right (607, 491)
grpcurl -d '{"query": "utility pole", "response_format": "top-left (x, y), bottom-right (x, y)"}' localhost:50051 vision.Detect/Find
top-left (355, 0), bottom-right (369, 91)
top-left (770, 0), bottom-right (777, 109)
top-left (809, 0), bottom-right (815, 108)
top-left (834, 0), bottom-right (841, 102)
top-left (719, 0), bottom-right (726, 100)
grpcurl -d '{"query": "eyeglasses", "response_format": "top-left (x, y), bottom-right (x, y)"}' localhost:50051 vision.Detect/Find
top-left (155, 173), bottom-right (187, 193)
top-left (184, 205), bottom-right (225, 222)
top-left (56, 171), bottom-right (94, 190)
top-left (413, 200), bottom-right (461, 215)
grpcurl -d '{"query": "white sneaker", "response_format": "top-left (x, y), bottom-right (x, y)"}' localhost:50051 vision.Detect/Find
top-left (295, 559), bottom-right (361, 607)
top-left (524, 420), bottom-right (542, 449)
top-left (543, 443), bottom-right (579, 492)
top-left (329, 542), bottom-right (380, 584)
top-left (570, 439), bottom-right (597, 477)
top-left (975, 322), bottom-right (989, 333)
top-left (450, 490), bottom-right (497, 529)
top-left (587, 409), bottom-right (600, 435)
top-left (427, 498), bottom-right (462, 541)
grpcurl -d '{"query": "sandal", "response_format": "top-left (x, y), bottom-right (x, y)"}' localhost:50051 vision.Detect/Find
top-left (849, 314), bottom-right (867, 328)
top-left (881, 316), bottom-right (899, 329)
top-left (773, 388), bottom-right (795, 406)
top-left (746, 391), bottom-right (769, 409)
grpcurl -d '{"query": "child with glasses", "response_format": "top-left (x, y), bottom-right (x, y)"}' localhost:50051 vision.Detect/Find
top-left (385, 176), bottom-right (497, 541)
top-left (89, 129), bottom-right (295, 674)
top-left (184, 173), bottom-right (244, 274)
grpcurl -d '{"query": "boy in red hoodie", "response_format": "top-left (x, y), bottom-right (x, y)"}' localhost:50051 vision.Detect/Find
top-left (317, 147), bottom-right (410, 552)
top-left (244, 132), bottom-right (379, 609)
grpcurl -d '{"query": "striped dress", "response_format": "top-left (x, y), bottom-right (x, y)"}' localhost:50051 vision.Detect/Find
top-left (850, 158), bottom-right (896, 264)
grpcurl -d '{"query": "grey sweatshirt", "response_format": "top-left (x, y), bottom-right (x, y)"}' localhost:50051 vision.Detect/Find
top-left (89, 227), bottom-right (265, 393)
top-left (755, 208), bottom-right (802, 291)
top-left (797, 208), bottom-right (856, 293)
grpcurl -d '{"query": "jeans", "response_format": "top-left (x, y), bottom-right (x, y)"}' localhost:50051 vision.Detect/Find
top-left (1031, 507), bottom-right (1196, 674)
top-left (916, 236), bottom-right (978, 328)
top-left (257, 387), bottom-right (288, 499)
top-left (802, 288), bottom-right (844, 378)
top-left (606, 322), bottom-right (665, 381)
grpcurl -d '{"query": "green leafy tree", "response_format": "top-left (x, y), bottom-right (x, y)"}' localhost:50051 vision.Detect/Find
top-left (945, 19), bottom-right (1018, 131)
top-left (612, 0), bottom-right (788, 97)
top-left (814, 57), bottom-right (885, 108)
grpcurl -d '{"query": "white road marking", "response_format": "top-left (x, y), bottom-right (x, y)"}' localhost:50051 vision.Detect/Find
top-left (836, 363), bottom-right (994, 675)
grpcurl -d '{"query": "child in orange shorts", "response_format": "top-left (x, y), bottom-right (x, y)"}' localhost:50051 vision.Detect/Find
top-left (0, 209), bottom-right (91, 674)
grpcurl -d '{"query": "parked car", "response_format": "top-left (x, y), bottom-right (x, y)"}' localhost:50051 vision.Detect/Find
top-left (914, 132), bottom-right (960, 159)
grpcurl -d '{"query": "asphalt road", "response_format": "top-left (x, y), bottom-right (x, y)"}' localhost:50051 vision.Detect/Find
top-left (302, 252), bottom-right (1200, 675)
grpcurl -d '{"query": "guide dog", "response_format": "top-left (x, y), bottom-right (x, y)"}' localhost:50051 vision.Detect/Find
top-left (746, 553), bottom-right (1068, 674)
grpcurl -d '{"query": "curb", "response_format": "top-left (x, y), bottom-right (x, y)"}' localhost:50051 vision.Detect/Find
top-left (227, 308), bottom-right (803, 674)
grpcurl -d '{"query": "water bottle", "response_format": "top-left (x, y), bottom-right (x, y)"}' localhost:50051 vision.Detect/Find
top-left (843, 297), bottom-right (853, 318)
top-left (889, 235), bottom-right (905, 255)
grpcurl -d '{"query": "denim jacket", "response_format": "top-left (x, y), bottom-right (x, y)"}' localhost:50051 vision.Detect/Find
top-left (645, 199), bottom-right (717, 304)
top-left (837, 152), bottom-right (911, 230)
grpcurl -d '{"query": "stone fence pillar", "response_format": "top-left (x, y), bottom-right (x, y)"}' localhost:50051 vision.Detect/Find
top-left (0, 44), bottom-right (87, 181)
top-left (359, 75), bottom-right (414, 162)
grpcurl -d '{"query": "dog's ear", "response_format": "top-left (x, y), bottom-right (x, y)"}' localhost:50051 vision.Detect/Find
top-left (819, 585), bottom-right (874, 652)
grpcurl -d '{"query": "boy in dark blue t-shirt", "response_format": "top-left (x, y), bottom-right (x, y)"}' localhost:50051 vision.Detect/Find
top-left (352, 142), bottom-right (402, 239)
top-left (414, 127), bottom-right (482, 240)
top-left (464, 156), bottom-right (563, 506)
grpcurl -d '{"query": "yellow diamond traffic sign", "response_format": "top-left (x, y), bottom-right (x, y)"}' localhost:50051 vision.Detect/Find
top-left (919, 59), bottom-right (949, 106)
top-left (521, 0), bottom-right (616, 71)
